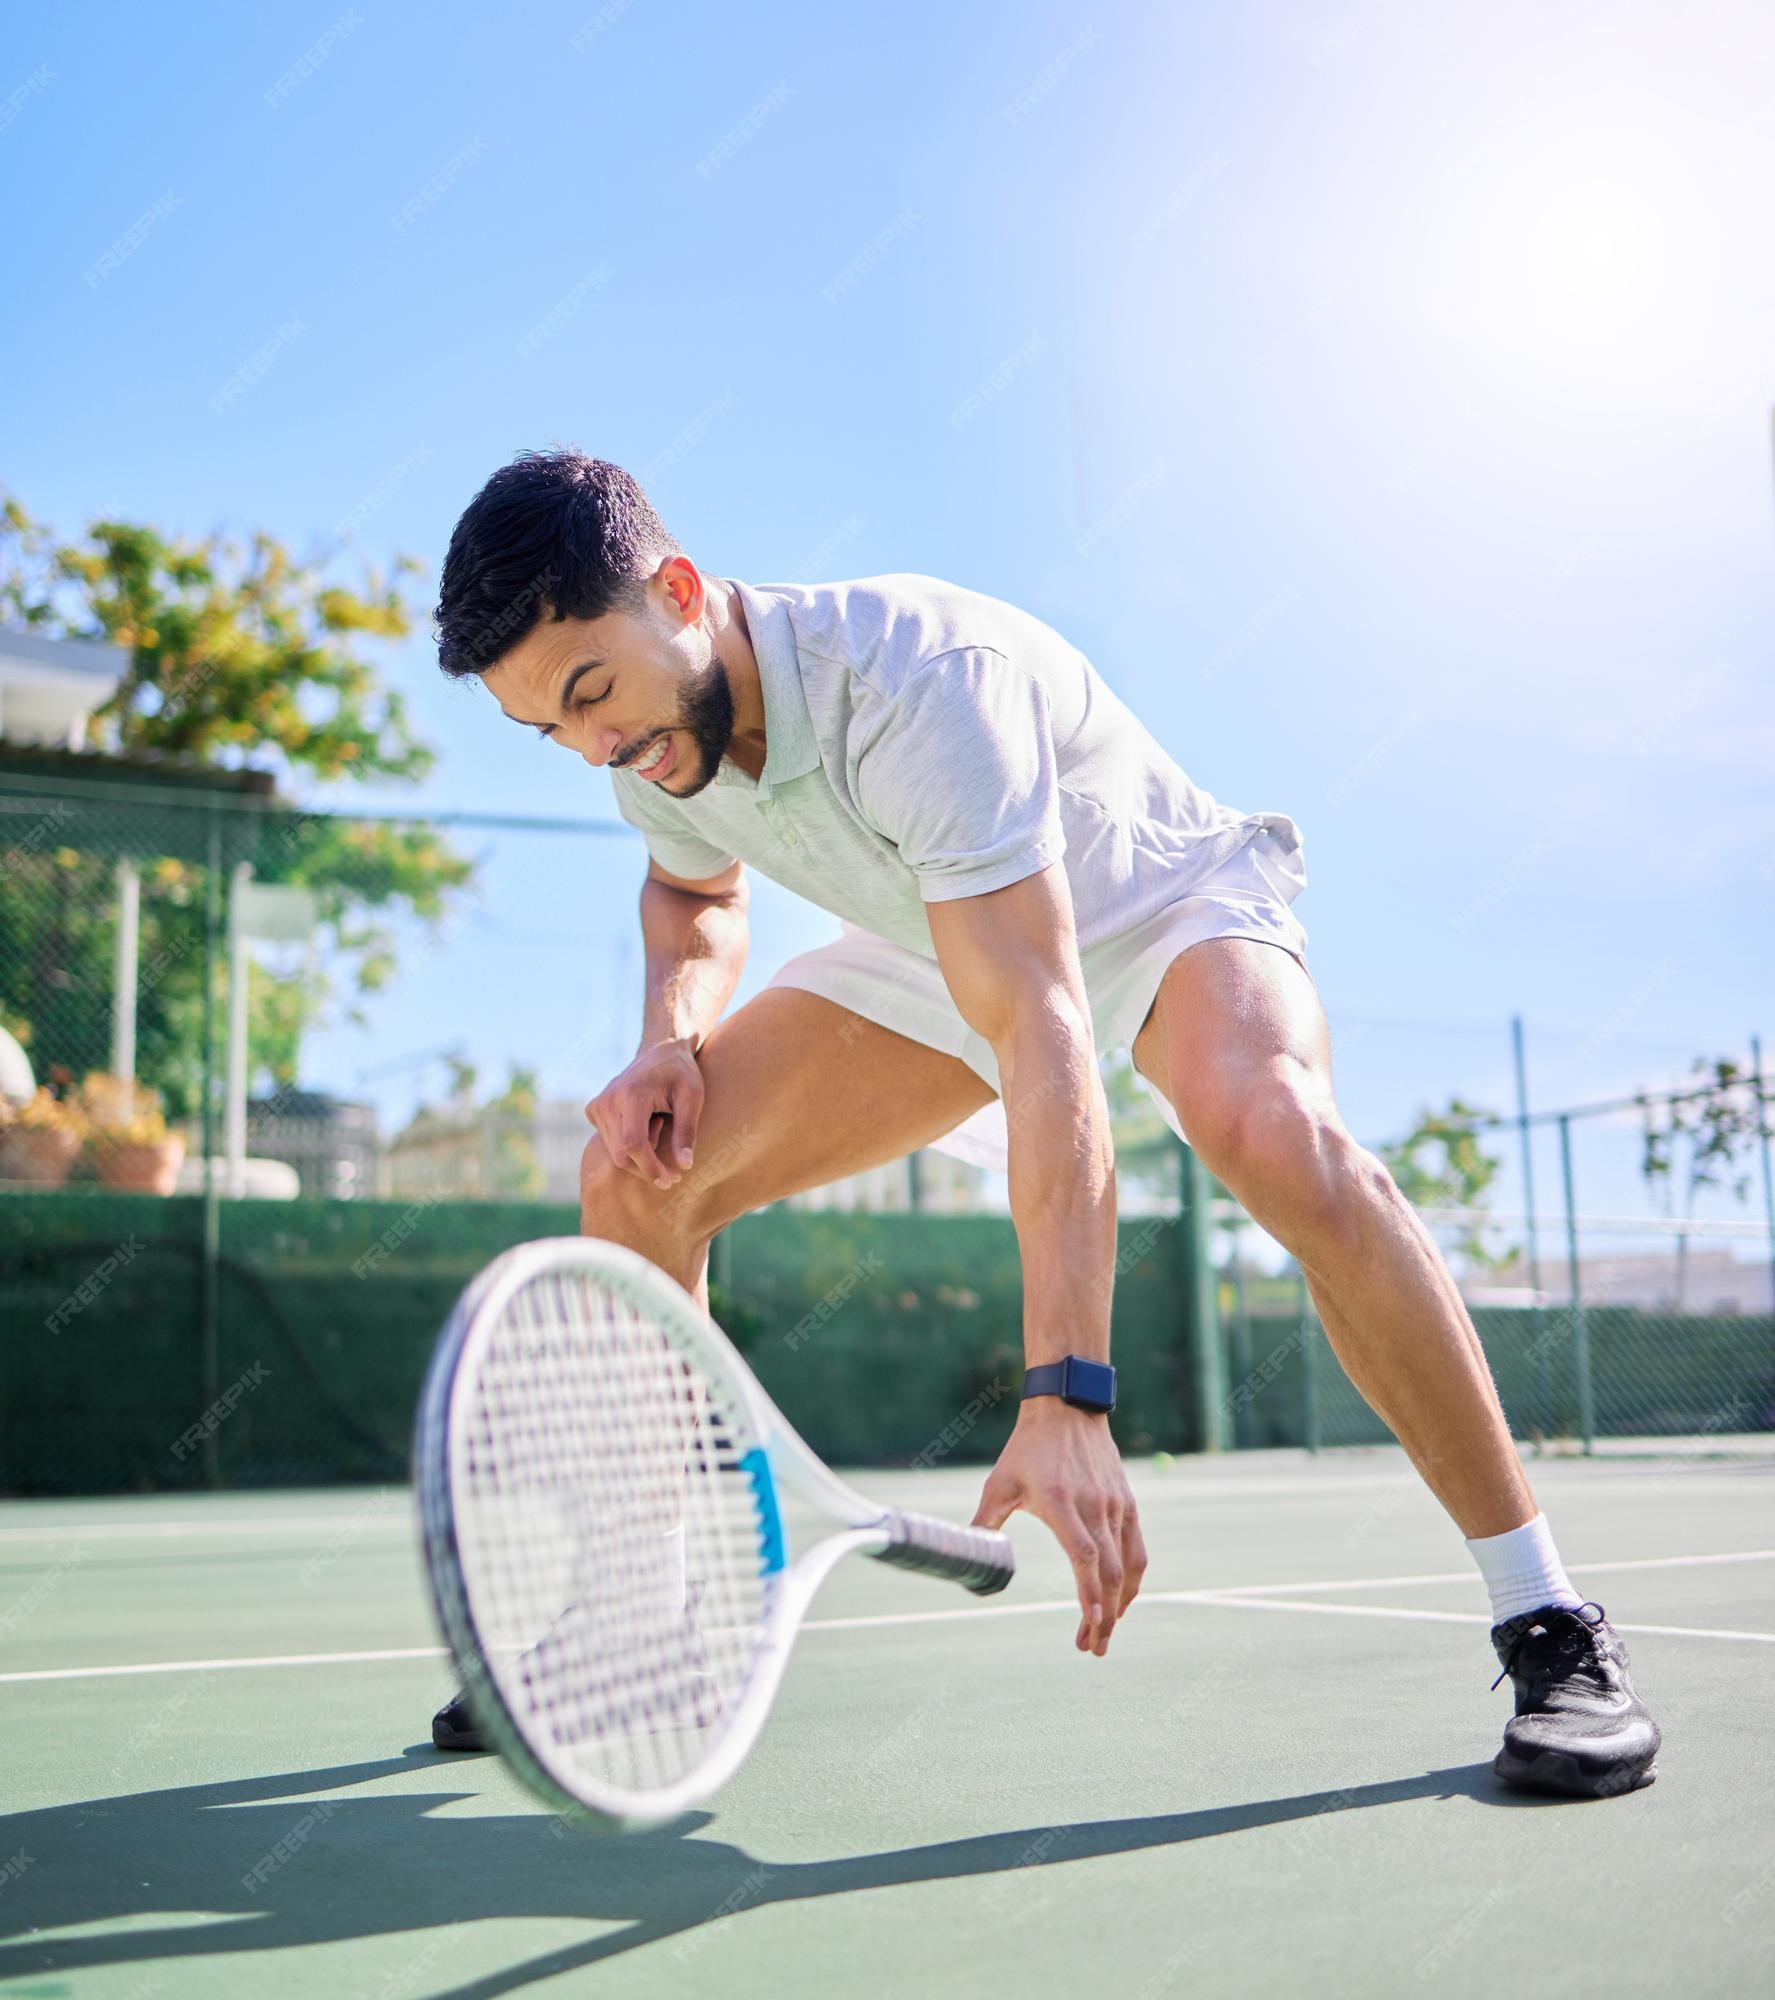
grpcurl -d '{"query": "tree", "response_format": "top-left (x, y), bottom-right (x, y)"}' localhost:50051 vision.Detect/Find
top-left (1639, 1057), bottom-right (1766, 1310)
top-left (0, 495), bottom-right (472, 1112)
top-left (1100, 1048), bottom-right (1185, 1204)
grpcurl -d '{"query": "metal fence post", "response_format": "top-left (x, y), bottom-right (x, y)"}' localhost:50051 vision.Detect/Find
top-left (200, 808), bottom-right (222, 1488)
top-left (1180, 1138), bottom-right (1227, 1451)
top-left (1512, 1015), bottom-right (1551, 1445)
top-left (1227, 1217), bottom-right (1252, 1451)
top-left (1299, 1267), bottom-right (1320, 1455)
top-left (1752, 1034), bottom-right (1775, 1325)
top-left (1557, 1113), bottom-right (1595, 1454)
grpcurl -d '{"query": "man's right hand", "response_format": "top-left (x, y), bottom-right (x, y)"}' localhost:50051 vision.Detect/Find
top-left (586, 1037), bottom-right (705, 1190)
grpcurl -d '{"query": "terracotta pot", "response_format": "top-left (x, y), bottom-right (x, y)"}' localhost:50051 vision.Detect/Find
top-left (92, 1134), bottom-right (188, 1197)
top-left (0, 1125), bottom-right (82, 1187)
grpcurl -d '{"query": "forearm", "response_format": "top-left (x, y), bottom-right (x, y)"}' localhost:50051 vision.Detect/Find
top-left (637, 876), bottom-right (749, 1053)
top-left (998, 1004), bottom-right (1118, 1365)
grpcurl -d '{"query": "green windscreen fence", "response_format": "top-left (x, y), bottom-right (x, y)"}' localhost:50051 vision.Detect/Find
top-left (0, 1193), bottom-right (1201, 1496)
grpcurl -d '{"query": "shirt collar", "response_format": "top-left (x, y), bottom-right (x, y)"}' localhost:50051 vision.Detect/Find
top-left (720, 579), bottom-right (822, 799)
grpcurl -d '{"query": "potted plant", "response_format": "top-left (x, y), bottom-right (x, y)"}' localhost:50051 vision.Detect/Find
top-left (78, 1074), bottom-right (188, 1196)
top-left (0, 1086), bottom-right (86, 1187)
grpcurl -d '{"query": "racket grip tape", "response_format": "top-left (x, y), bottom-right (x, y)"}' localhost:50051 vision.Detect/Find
top-left (873, 1508), bottom-right (1014, 1596)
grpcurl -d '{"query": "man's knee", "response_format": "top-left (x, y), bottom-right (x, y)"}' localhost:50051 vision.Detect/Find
top-left (579, 1134), bottom-right (702, 1240)
top-left (1194, 1079), bottom-right (1397, 1251)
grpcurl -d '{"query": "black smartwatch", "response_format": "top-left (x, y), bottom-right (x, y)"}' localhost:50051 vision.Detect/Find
top-left (1020, 1355), bottom-right (1117, 1415)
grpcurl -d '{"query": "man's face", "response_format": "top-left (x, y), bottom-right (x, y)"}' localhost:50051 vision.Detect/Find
top-left (482, 560), bottom-right (734, 798)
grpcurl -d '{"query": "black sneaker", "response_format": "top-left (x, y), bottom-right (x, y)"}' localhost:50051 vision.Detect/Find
top-left (1489, 1601), bottom-right (1661, 1798)
top-left (431, 1689), bottom-right (486, 1753)
top-left (429, 1581), bottom-right (720, 1755)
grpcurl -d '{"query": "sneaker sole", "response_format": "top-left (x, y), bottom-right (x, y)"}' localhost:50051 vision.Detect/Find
top-left (1493, 1745), bottom-right (1658, 1799)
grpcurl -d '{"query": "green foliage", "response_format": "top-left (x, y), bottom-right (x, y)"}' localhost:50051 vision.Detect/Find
top-left (1101, 1048), bottom-right (1187, 1200)
top-left (0, 492), bottom-right (473, 1109)
top-left (1639, 1058), bottom-right (1766, 1214)
top-left (386, 1063), bottom-right (545, 1202)
top-left (0, 497), bottom-right (430, 782)
top-left (485, 1064), bottom-right (544, 1201)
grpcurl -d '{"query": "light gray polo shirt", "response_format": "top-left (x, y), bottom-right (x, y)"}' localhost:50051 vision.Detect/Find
top-left (611, 573), bottom-right (1301, 959)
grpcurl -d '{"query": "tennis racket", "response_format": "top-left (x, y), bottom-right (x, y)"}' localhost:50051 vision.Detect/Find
top-left (415, 1235), bottom-right (1014, 1829)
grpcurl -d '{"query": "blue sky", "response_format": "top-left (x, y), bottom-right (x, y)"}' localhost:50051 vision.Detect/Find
top-left (5, 0), bottom-right (1772, 1227)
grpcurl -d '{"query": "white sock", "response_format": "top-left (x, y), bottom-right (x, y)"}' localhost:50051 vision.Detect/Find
top-left (1465, 1512), bottom-right (1583, 1626)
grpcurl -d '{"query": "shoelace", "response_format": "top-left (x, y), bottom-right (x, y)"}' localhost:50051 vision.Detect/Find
top-left (1490, 1599), bottom-right (1607, 1692)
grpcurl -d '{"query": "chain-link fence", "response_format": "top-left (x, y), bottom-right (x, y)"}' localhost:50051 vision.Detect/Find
top-left (4, 759), bottom-right (1771, 1493)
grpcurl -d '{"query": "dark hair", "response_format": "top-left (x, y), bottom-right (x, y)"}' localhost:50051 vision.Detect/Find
top-left (434, 449), bottom-right (678, 679)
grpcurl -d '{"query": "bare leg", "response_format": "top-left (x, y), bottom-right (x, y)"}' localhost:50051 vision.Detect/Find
top-left (579, 985), bottom-right (996, 1308)
top-left (1133, 938), bottom-right (1535, 1537)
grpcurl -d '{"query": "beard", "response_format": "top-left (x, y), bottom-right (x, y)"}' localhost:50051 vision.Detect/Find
top-left (654, 655), bottom-right (736, 798)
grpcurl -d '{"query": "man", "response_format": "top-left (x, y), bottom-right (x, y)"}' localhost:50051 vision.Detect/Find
top-left (428, 447), bottom-right (1659, 1798)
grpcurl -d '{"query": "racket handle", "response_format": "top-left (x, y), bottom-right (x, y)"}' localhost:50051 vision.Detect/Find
top-left (873, 1509), bottom-right (1014, 1596)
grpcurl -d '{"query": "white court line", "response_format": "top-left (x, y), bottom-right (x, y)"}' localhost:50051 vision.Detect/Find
top-left (1204, 1548), bottom-right (1775, 1597)
top-left (0, 1513), bottom-right (410, 1547)
top-left (0, 1645), bottom-right (447, 1684)
top-left (5, 1544), bottom-right (1772, 1682)
top-left (1163, 1593), bottom-right (1775, 1645)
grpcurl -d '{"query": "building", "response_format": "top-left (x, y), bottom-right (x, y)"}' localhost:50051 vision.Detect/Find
top-left (382, 1096), bottom-right (587, 1203)
top-left (1484, 1245), bottom-right (1772, 1315)
top-left (781, 1148), bottom-right (986, 1214)
top-left (246, 1089), bottom-right (380, 1200)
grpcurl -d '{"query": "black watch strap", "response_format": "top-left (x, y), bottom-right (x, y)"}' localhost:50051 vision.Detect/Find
top-left (1021, 1356), bottom-right (1117, 1414)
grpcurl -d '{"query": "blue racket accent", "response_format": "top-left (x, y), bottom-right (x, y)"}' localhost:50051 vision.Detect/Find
top-left (740, 1446), bottom-right (786, 1575)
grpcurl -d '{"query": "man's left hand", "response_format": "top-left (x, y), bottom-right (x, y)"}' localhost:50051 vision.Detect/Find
top-left (972, 1400), bottom-right (1147, 1656)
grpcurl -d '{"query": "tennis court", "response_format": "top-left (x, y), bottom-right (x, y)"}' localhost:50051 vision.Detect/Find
top-left (4, 1440), bottom-right (1769, 1999)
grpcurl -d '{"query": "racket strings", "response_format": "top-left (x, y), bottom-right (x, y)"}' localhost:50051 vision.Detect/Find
top-left (453, 1267), bottom-right (770, 1797)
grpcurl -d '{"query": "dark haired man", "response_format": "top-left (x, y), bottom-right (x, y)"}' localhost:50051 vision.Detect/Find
top-left (428, 448), bottom-right (1660, 1799)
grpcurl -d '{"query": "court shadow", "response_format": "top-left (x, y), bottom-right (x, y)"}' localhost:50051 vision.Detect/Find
top-left (0, 1751), bottom-right (1549, 1996)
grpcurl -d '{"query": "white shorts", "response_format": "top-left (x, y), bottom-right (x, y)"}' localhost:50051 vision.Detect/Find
top-left (764, 828), bottom-right (1311, 1174)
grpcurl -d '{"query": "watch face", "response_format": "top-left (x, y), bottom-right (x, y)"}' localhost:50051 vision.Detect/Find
top-left (1061, 1357), bottom-right (1117, 1413)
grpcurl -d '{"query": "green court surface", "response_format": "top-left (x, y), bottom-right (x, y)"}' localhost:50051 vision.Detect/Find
top-left (2, 1446), bottom-right (1770, 1999)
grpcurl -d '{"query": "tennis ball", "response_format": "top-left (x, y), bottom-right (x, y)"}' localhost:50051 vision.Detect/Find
top-left (1152, 1451), bottom-right (1174, 1471)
